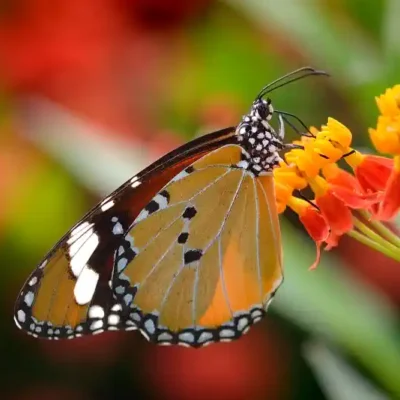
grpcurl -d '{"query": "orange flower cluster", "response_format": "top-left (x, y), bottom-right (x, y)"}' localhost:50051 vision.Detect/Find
top-left (274, 85), bottom-right (400, 269)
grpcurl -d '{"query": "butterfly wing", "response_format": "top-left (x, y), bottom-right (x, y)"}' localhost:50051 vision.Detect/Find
top-left (112, 144), bottom-right (283, 347)
top-left (14, 127), bottom-right (236, 339)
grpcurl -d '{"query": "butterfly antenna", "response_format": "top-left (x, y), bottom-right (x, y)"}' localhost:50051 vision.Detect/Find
top-left (295, 190), bottom-right (321, 211)
top-left (257, 67), bottom-right (329, 99)
top-left (277, 111), bottom-right (314, 137)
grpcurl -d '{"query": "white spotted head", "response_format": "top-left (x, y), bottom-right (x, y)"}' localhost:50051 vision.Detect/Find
top-left (235, 67), bottom-right (328, 175)
top-left (250, 98), bottom-right (274, 122)
top-left (236, 97), bottom-right (282, 175)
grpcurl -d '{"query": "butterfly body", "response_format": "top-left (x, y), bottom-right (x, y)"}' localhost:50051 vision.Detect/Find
top-left (15, 67), bottom-right (324, 347)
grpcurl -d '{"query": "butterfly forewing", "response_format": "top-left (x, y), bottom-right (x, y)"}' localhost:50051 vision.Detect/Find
top-left (14, 128), bottom-right (237, 339)
top-left (112, 145), bottom-right (283, 347)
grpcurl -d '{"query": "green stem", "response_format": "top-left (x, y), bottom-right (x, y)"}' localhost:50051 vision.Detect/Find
top-left (359, 210), bottom-right (400, 248)
top-left (353, 216), bottom-right (400, 255)
top-left (347, 230), bottom-right (400, 262)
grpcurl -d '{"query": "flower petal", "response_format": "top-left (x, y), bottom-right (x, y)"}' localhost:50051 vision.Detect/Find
top-left (299, 206), bottom-right (330, 243)
top-left (316, 191), bottom-right (353, 236)
top-left (369, 116), bottom-right (400, 155)
top-left (354, 155), bottom-right (394, 193)
top-left (375, 85), bottom-right (400, 117)
top-left (322, 164), bottom-right (382, 208)
top-left (325, 232), bottom-right (341, 251)
top-left (308, 241), bottom-right (322, 271)
top-left (298, 205), bottom-right (330, 270)
top-left (322, 163), bottom-right (360, 190)
top-left (378, 156), bottom-right (400, 220)
top-left (329, 185), bottom-right (382, 209)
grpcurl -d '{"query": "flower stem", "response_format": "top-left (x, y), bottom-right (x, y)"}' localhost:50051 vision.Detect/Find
top-left (347, 230), bottom-right (400, 262)
top-left (352, 217), bottom-right (400, 260)
top-left (359, 210), bottom-right (400, 248)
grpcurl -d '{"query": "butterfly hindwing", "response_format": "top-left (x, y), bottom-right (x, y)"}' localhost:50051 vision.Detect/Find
top-left (112, 144), bottom-right (283, 347)
top-left (14, 128), bottom-right (236, 339)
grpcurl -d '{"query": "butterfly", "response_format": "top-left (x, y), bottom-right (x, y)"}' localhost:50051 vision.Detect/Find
top-left (14, 67), bottom-right (326, 347)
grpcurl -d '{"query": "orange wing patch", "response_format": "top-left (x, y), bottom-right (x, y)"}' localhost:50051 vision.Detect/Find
top-left (31, 250), bottom-right (89, 328)
top-left (257, 175), bottom-right (283, 296)
top-left (197, 175), bottom-right (283, 330)
top-left (112, 145), bottom-right (283, 347)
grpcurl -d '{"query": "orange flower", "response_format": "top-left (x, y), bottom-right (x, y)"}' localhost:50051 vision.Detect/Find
top-left (322, 163), bottom-right (382, 208)
top-left (378, 156), bottom-right (400, 220)
top-left (369, 116), bottom-right (400, 155)
top-left (287, 197), bottom-right (330, 270)
top-left (273, 93), bottom-right (400, 270)
top-left (365, 83), bottom-right (400, 220)
top-left (273, 163), bottom-right (308, 214)
top-left (307, 175), bottom-right (353, 238)
top-left (345, 151), bottom-right (394, 194)
top-left (375, 85), bottom-right (400, 118)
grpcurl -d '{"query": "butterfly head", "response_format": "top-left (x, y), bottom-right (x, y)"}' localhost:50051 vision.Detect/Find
top-left (235, 67), bottom-right (329, 175)
top-left (250, 98), bottom-right (274, 122)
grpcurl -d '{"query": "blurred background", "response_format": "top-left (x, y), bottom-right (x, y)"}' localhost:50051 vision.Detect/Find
top-left (2, 0), bottom-right (400, 399)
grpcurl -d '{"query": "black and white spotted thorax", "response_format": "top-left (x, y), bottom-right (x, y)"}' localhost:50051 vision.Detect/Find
top-left (236, 98), bottom-right (284, 175)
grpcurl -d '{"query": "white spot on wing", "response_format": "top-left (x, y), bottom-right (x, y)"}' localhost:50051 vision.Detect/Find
top-left (73, 266), bottom-right (99, 305)
top-left (130, 312), bottom-right (141, 322)
top-left (101, 200), bottom-right (115, 212)
top-left (90, 320), bottom-right (104, 331)
top-left (28, 276), bottom-right (38, 286)
top-left (117, 258), bottom-right (128, 272)
top-left (24, 292), bottom-right (34, 307)
top-left (219, 329), bottom-right (235, 338)
top-left (69, 222), bottom-right (90, 240)
top-left (88, 305), bottom-right (105, 319)
top-left (144, 319), bottom-right (156, 335)
top-left (17, 310), bottom-right (26, 324)
top-left (153, 193), bottom-right (168, 209)
top-left (135, 209), bottom-right (149, 223)
top-left (112, 222), bottom-right (124, 235)
top-left (179, 332), bottom-right (195, 343)
top-left (172, 169), bottom-right (189, 182)
top-left (131, 180), bottom-right (141, 188)
top-left (251, 309), bottom-right (262, 319)
top-left (198, 331), bottom-right (213, 343)
top-left (69, 228), bottom-right (93, 255)
top-left (158, 332), bottom-right (173, 341)
top-left (237, 317), bottom-right (249, 332)
top-left (69, 232), bottom-right (99, 277)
